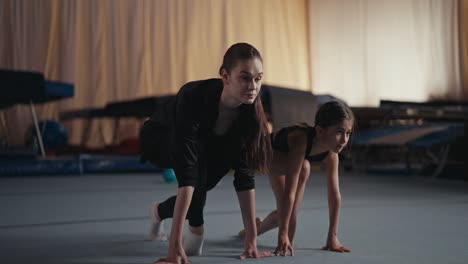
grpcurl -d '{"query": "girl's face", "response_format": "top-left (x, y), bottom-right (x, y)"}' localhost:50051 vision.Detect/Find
top-left (221, 58), bottom-right (263, 105)
top-left (319, 119), bottom-right (353, 153)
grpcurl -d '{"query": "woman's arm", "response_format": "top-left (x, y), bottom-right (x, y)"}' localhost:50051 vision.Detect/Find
top-left (237, 189), bottom-right (272, 259)
top-left (275, 131), bottom-right (307, 256)
top-left (166, 186), bottom-right (194, 263)
top-left (322, 152), bottom-right (351, 253)
top-left (155, 84), bottom-right (202, 264)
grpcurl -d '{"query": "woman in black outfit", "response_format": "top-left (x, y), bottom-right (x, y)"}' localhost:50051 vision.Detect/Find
top-left (140, 43), bottom-right (272, 264)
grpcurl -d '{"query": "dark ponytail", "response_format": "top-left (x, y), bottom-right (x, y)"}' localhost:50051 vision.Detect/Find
top-left (238, 97), bottom-right (272, 173)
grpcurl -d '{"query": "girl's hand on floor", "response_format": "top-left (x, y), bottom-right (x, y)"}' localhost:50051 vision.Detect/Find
top-left (274, 234), bottom-right (294, 256)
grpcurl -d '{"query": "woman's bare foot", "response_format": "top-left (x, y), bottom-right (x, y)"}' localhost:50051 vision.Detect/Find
top-left (189, 225), bottom-right (204, 236)
top-left (149, 202), bottom-right (167, 241)
top-left (184, 225), bottom-right (205, 256)
top-left (238, 217), bottom-right (262, 237)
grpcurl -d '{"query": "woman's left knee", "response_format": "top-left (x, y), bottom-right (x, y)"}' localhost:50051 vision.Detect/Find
top-left (188, 215), bottom-right (204, 227)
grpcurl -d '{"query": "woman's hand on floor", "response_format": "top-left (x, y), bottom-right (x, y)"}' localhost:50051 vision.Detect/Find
top-left (240, 239), bottom-right (272, 260)
top-left (153, 244), bottom-right (191, 264)
top-left (321, 236), bottom-right (351, 253)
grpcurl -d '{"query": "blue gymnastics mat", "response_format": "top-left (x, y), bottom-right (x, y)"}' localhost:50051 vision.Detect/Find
top-left (0, 155), bottom-right (161, 176)
top-left (351, 123), bottom-right (465, 177)
top-left (353, 123), bottom-right (464, 147)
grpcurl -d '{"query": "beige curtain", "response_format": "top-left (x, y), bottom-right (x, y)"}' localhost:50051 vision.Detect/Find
top-left (461, 0), bottom-right (468, 99)
top-left (309, 0), bottom-right (462, 106)
top-left (0, 0), bottom-right (310, 147)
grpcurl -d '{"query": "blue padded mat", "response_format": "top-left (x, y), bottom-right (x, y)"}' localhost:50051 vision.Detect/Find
top-left (0, 70), bottom-right (74, 108)
top-left (79, 155), bottom-right (161, 174)
top-left (353, 123), bottom-right (464, 147)
top-left (0, 158), bottom-right (81, 176)
top-left (44, 80), bottom-right (74, 100)
top-left (0, 155), bottom-right (161, 176)
top-left (408, 124), bottom-right (464, 147)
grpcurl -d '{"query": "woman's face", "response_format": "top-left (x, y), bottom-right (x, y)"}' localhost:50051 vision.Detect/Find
top-left (222, 58), bottom-right (263, 105)
top-left (319, 119), bottom-right (353, 153)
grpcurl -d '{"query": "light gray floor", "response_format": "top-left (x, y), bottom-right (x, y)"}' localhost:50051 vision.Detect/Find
top-left (1, 170), bottom-right (467, 264)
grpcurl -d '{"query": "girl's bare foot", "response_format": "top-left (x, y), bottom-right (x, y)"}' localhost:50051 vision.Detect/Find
top-left (238, 217), bottom-right (262, 237)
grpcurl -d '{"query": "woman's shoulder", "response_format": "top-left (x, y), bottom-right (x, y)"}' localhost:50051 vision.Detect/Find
top-left (174, 79), bottom-right (223, 125)
top-left (178, 78), bottom-right (222, 97)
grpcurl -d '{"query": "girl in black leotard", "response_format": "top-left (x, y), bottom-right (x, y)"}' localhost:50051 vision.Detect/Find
top-left (140, 43), bottom-right (272, 264)
top-left (239, 101), bottom-right (354, 256)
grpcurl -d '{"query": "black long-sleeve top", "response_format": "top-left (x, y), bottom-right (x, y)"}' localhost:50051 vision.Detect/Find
top-left (149, 78), bottom-right (255, 192)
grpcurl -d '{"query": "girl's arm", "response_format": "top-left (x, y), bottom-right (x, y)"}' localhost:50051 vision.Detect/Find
top-left (322, 152), bottom-right (351, 253)
top-left (237, 189), bottom-right (272, 259)
top-left (276, 131), bottom-right (307, 256)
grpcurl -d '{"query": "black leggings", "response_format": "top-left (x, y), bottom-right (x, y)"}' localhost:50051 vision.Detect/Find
top-left (158, 188), bottom-right (208, 227)
top-left (144, 119), bottom-right (232, 227)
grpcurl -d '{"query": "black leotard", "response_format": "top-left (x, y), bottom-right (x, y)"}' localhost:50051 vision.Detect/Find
top-left (271, 125), bottom-right (329, 162)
